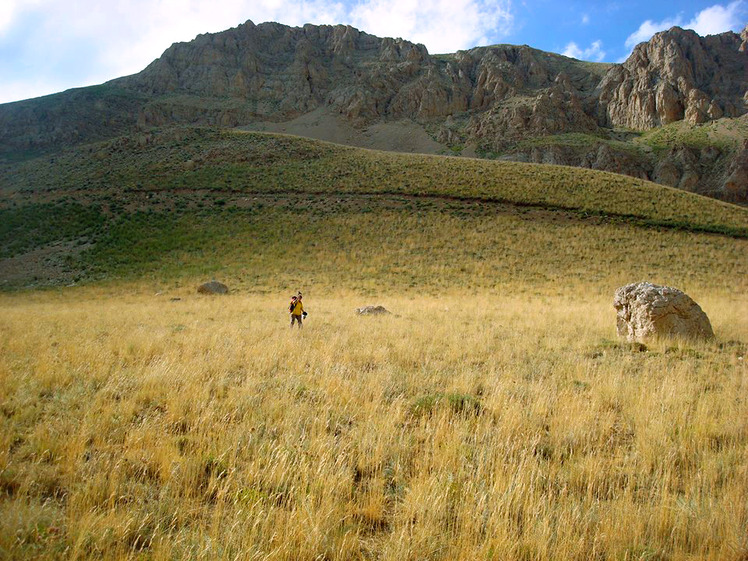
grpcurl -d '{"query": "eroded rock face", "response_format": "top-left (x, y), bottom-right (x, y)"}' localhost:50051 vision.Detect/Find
top-left (722, 139), bottom-right (748, 202)
top-left (2, 22), bottom-right (744, 147)
top-left (613, 282), bottom-right (714, 342)
top-left (597, 27), bottom-right (746, 129)
top-left (197, 280), bottom-right (229, 294)
top-left (502, 133), bottom-right (745, 200)
top-left (123, 23), bottom-right (605, 140)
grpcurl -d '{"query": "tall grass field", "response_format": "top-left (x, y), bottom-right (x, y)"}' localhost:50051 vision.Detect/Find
top-left (1, 289), bottom-right (746, 560)
top-left (1, 129), bottom-right (747, 559)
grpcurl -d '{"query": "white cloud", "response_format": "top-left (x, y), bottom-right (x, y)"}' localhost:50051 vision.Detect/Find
top-left (48, 0), bottom-right (349, 79)
top-left (624, 16), bottom-right (682, 49)
top-left (349, 0), bottom-right (513, 53)
top-left (624, 1), bottom-right (746, 49)
top-left (581, 14), bottom-right (590, 25)
top-left (0, 0), bottom-right (46, 37)
top-left (562, 40), bottom-right (606, 62)
top-left (1, 0), bottom-right (515, 103)
top-left (0, 78), bottom-right (72, 104)
top-left (0, 2), bottom-right (16, 36)
top-left (562, 42), bottom-right (582, 58)
top-left (686, 0), bottom-right (746, 35)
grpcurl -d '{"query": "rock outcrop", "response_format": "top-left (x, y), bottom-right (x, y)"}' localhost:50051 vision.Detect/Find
top-left (105, 22), bottom-right (748, 143)
top-left (197, 280), bottom-right (229, 294)
top-left (722, 139), bottom-right (748, 202)
top-left (356, 305), bottom-right (391, 315)
top-left (121, 21), bottom-right (606, 141)
top-left (504, 142), bottom-right (651, 179)
top-left (597, 27), bottom-right (746, 129)
top-left (613, 282), bottom-right (714, 342)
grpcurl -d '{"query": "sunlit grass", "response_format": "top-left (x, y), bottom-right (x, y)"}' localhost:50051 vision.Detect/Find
top-left (2, 196), bottom-right (745, 293)
top-left (1, 128), bottom-right (747, 559)
top-left (0, 288), bottom-right (746, 560)
top-left (4, 128), bottom-right (747, 236)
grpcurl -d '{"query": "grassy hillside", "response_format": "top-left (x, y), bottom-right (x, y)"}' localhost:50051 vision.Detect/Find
top-left (494, 116), bottom-right (747, 157)
top-left (1, 129), bottom-right (747, 559)
top-left (1, 127), bottom-right (747, 291)
top-left (637, 115), bottom-right (747, 154)
top-left (5, 197), bottom-right (745, 294)
top-left (5, 127), bottom-right (746, 230)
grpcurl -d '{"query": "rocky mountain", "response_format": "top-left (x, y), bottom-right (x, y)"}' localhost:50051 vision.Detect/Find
top-left (1, 20), bottom-right (746, 201)
top-left (117, 22), bottom-right (612, 145)
top-left (597, 27), bottom-right (746, 129)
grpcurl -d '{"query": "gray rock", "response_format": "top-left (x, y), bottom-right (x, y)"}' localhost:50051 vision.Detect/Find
top-left (598, 27), bottom-right (745, 130)
top-left (355, 305), bottom-right (390, 315)
top-left (614, 282), bottom-right (714, 342)
top-left (197, 280), bottom-right (228, 295)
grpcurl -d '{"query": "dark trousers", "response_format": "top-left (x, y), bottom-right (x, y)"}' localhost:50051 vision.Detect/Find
top-left (291, 314), bottom-right (303, 328)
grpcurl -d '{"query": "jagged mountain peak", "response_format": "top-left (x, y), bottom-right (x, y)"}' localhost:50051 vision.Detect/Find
top-left (598, 24), bottom-right (745, 129)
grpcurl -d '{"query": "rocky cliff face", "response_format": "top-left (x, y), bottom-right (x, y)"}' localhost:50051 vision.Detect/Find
top-left (1, 21), bottom-right (745, 201)
top-left (122, 20), bottom-right (604, 138)
top-left (128, 22), bottom-right (430, 120)
top-left (502, 122), bottom-right (747, 203)
top-left (119, 21), bottom-right (747, 140)
top-left (597, 27), bottom-right (746, 129)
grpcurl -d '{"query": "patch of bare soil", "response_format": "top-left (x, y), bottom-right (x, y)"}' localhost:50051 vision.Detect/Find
top-left (240, 107), bottom-right (445, 154)
top-left (705, 114), bottom-right (748, 144)
top-left (0, 240), bottom-right (90, 289)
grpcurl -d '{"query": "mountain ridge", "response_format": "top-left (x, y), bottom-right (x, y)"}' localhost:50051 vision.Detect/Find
top-left (1, 20), bottom-right (746, 201)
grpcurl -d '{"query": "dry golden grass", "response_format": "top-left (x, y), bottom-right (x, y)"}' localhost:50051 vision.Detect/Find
top-left (1, 286), bottom-right (746, 560)
top-left (2, 128), bottom-right (747, 559)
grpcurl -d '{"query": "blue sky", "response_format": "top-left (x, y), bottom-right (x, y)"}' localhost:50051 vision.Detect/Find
top-left (0, 0), bottom-right (745, 104)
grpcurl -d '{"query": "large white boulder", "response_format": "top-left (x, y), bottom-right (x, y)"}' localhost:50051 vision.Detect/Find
top-left (614, 282), bottom-right (714, 342)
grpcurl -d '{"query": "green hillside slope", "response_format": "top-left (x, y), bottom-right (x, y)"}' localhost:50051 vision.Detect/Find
top-left (1, 127), bottom-right (746, 290)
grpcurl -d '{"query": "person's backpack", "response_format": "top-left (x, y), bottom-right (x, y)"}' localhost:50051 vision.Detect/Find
top-left (289, 300), bottom-right (296, 313)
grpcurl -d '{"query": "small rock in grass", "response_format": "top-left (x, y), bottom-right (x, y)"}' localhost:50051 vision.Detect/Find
top-left (197, 281), bottom-right (229, 295)
top-left (355, 305), bottom-right (391, 315)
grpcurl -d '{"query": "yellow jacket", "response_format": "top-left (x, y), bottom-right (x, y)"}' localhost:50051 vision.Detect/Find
top-left (291, 300), bottom-right (304, 316)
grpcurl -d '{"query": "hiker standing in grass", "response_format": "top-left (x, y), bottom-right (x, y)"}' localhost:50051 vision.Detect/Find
top-left (290, 292), bottom-right (305, 328)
